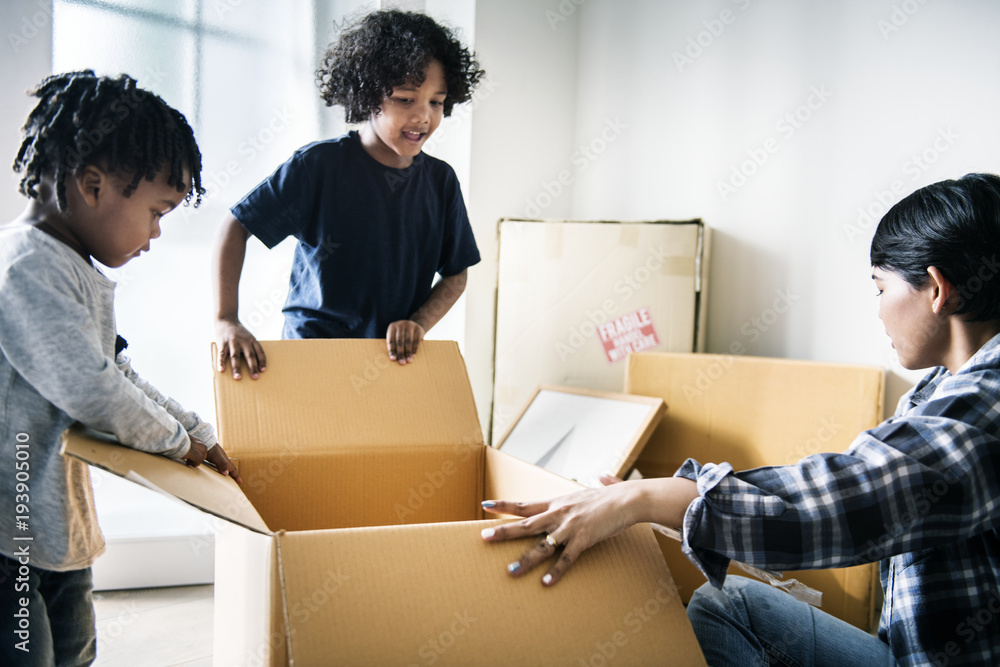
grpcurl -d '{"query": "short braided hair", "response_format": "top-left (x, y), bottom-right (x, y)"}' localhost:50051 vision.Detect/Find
top-left (13, 70), bottom-right (204, 210)
top-left (317, 10), bottom-right (485, 123)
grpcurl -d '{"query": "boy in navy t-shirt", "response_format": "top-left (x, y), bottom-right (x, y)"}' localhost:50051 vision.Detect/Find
top-left (213, 9), bottom-right (485, 378)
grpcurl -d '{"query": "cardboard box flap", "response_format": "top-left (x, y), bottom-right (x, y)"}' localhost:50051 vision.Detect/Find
top-left (276, 520), bottom-right (705, 665)
top-left (213, 339), bottom-right (484, 456)
top-left (61, 426), bottom-right (270, 535)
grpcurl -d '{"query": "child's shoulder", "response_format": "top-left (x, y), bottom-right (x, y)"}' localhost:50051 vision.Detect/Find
top-left (0, 223), bottom-right (95, 283)
top-left (291, 132), bottom-right (359, 163)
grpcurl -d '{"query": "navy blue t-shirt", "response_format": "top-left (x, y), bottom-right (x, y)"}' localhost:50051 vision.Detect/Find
top-left (230, 131), bottom-right (480, 339)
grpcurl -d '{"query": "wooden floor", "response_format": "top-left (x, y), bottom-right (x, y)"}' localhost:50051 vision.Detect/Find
top-left (93, 584), bottom-right (214, 666)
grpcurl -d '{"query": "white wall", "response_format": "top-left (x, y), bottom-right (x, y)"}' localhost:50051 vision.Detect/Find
top-left (468, 0), bottom-right (581, 432)
top-left (1, 0), bottom-right (53, 223)
top-left (468, 0), bottom-right (1000, 419)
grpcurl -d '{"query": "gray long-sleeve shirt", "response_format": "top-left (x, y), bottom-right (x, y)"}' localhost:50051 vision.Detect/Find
top-left (0, 223), bottom-right (217, 571)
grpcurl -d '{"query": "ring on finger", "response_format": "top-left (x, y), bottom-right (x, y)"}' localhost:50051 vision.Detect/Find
top-left (545, 533), bottom-right (559, 548)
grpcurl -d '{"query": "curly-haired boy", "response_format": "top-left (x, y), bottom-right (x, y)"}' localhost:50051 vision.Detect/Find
top-left (214, 9), bottom-right (486, 378)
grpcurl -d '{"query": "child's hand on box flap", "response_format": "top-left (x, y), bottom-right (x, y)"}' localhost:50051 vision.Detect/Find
top-left (182, 435), bottom-right (208, 467)
top-left (386, 319), bottom-right (425, 365)
top-left (182, 436), bottom-right (242, 484)
top-left (206, 443), bottom-right (242, 484)
top-left (215, 317), bottom-right (266, 380)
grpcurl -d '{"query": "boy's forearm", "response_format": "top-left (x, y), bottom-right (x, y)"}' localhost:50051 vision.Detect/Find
top-left (410, 269), bottom-right (468, 332)
top-left (214, 215), bottom-right (250, 321)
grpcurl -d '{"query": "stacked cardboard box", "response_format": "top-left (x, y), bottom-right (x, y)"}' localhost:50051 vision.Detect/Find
top-left (492, 218), bottom-right (710, 444)
top-left (625, 351), bottom-right (886, 632)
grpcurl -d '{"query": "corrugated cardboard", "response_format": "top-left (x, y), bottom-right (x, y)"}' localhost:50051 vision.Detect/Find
top-left (491, 219), bottom-right (710, 445)
top-left (624, 352), bottom-right (886, 632)
top-left (494, 384), bottom-right (665, 486)
top-left (64, 340), bottom-right (706, 666)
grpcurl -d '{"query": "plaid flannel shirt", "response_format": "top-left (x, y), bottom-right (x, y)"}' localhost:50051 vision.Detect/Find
top-left (676, 333), bottom-right (1000, 667)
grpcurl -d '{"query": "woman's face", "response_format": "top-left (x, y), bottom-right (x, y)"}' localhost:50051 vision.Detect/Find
top-left (873, 266), bottom-right (947, 370)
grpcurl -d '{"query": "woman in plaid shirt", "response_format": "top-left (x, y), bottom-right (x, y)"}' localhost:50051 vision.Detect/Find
top-left (482, 173), bottom-right (1000, 666)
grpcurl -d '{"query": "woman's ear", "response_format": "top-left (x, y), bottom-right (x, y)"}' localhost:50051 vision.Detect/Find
top-left (926, 266), bottom-right (956, 315)
top-left (73, 165), bottom-right (106, 208)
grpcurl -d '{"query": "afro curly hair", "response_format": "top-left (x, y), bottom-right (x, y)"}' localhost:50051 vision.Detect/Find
top-left (13, 70), bottom-right (204, 211)
top-left (316, 10), bottom-right (485, 124)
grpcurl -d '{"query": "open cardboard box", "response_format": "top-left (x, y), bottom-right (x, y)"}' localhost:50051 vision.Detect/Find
top-left (64, 340), bottom-right (705, 666)
top-left (625, 351), bottom-right (886, 632)
top-left (493, 385), bottom-right (665, 487)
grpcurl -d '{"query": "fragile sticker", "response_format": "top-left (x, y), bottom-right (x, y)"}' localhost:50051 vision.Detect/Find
top-left (599, 307), bottom-right (661, 364)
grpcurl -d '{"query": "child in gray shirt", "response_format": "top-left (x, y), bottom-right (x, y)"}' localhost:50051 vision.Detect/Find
top-left (0, 70), bottom-right (239, 666)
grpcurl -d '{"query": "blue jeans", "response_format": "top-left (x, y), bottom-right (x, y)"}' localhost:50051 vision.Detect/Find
top-left (0, 554), bottom-right (96, 666)
top-left (687, 576), bottom-right (896, 667)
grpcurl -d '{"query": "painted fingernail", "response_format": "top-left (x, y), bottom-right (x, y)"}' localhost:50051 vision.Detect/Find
top-left (542, 574), bottom-right (553, 585)
top-left (481, 528), bottom-right (495, 539)
top-left (481, 500), bottom-right (496, 508)
top-left (508, 562), bottom-right (521, 574)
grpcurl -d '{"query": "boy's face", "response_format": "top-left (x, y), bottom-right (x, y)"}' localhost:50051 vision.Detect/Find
top-left (873, 266), bottom-right (946, 370)
top-left (68, 165), bottom-right (188, 268)
top-left (362, 58), bottom-right (447, 168)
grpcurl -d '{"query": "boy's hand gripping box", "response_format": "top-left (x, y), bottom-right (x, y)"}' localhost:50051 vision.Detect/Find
top-left (64, 340), bottom-right (706, 666)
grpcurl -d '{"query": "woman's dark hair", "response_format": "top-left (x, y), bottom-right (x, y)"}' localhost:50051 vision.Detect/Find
top-left (13, 69), bottom-right (204, 211)
top-left (316, 10), bottom-right (485, 123)
top-left (871, 173), bottom-right (1000, 321)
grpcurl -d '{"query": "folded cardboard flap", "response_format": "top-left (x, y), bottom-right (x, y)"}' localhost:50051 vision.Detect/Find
top-left (626, 351), bottom-right (886, 631)
top-left (61, 426), bottom-right (270, 535)
top-left (212, 339), bottom-right (485, 456)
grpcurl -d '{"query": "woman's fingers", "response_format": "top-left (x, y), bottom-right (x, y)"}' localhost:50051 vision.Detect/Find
top-left (481, 499), bottom-right (549, 520)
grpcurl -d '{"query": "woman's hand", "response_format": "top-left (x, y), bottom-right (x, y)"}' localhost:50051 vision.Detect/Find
top-left (480, 483), bottom-right (638, 586)
top-left (215, 317), bottom-right (266, 380)
top-left (480, 477), bottom-right (699, 586)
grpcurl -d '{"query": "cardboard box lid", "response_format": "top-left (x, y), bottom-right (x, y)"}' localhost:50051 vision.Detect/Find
top-left (62, 427), bottom-right (270, 535)
top-left (212, 339), bottom-right (484, 457)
